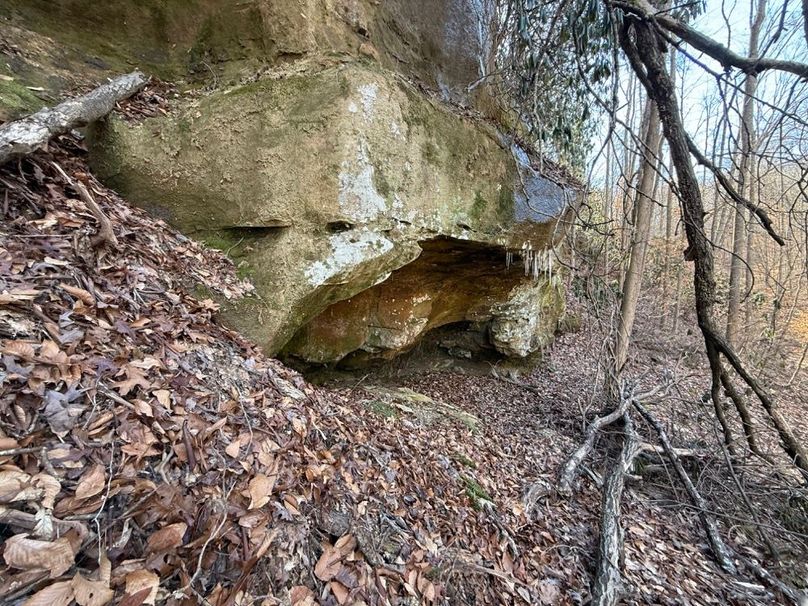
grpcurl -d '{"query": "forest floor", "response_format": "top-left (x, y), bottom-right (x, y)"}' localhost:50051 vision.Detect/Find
top-left (1, 97), bottom-right (807, 605)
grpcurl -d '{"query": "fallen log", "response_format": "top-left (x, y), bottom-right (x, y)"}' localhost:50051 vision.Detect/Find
top-left (0, 71), bottom-right (147, 165)
top-left (557, 395), bottom-right (632, 495)
top-left (557, 383), bottom-right (663, 495)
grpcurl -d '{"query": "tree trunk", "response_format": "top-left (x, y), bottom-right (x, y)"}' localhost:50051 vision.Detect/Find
top-left (608, 97), bottom-right (662, 400)
top-left (621, 17), bottom-right (808, 478)
top-left (726, 0), bottom-right (766, 348)
top-left (0, 71), bottom-right (147, 165)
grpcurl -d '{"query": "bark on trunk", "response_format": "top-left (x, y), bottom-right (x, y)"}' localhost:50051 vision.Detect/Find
top-left (0, 71), bottom-right (147, 165)
top-left (591, 412), bottom-right (640, 606)
top-left (727, 0), bottom-right (766, 348)
top-left (621, 17), bottom-right (808, 478)
top-left (608, 98), bottom-right (662, 400)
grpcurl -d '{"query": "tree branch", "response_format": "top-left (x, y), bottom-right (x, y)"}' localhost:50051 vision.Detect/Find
top-left (613, 0), bottom-right (808, 78)
top-left (685, 136), bottom-right (785, 246)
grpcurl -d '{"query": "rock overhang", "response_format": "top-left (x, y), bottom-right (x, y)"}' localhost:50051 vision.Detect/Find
top-left (86, 60), bottom-right (579, 365)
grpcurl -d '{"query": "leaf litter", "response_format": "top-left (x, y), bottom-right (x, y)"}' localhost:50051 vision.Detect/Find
top-left (0, 102), bottom-right (804, 605)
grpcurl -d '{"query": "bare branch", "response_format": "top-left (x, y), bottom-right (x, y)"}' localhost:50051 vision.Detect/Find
top-left (613, 0), bottom-right (808, 78)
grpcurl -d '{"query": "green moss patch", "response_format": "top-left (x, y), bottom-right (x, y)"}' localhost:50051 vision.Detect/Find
top-left (0, 77), bottom-right (46, 120)
top-left (461, 475), bottom-right (493, 510)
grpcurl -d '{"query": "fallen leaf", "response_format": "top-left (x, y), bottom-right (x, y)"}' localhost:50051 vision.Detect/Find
top-left (330, 580), bottom-right (350, 604)
top-left (247, 473), bottom-right (275, 509)
top-left (33, 473), bottom-right (61, 509)
top-left (290, 585), bottom-right (315, 606)
top-left (60, 284), bottom-right (95, 306)
top-left (113, 365), bottom-right (151, 396)
top-left (314, 543), bottom-right (343, 582)
top-left (72, 573), bottom-right (114, 606)
top-left (21, 580), bottom-right (74, 606)
top-left (74, 464), bottom-right (106, 500)
top-left (124, 569), bottom-right (159, 606)
top-left (146, 522), bottom-right (187, 552)
top-left (3, 534), bottom-right (76, 577)
top-left (0, 469), bottom-right (39, 504)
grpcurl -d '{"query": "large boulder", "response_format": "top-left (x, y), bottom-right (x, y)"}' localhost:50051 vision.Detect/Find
top-left (1, 0), bottom-right (496, 115)
top-left (1, 0), bottom-right (578, 365)
top-left (89, 61), bottom-right (576, 363)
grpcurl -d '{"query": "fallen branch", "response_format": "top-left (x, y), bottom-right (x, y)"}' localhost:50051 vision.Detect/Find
top-left (557, 391), bottom-right (632, 495)
top-left (633, 400), bottom-right (737, 574)
top-left (0, 71), bottom-right (147, 165)
top-left (76, 179), bottom-right (119, 248)
top-left (557, 383), bottom-right (663, 495)
top-left (591, 411), bottom-right (641, 606)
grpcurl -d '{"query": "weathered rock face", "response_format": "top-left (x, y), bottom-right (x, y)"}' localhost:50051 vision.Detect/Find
top-left (88, 60), bottom-right (575, 363)
top-left (3, 0), bottom-right (578, 365)
top-left (1, 0), bottom-right (495, 115)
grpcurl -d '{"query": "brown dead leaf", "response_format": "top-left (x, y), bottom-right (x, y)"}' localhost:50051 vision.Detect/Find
top-left (60, 284), bottom-right (95, 306)
top-left (153, 389), bottom-right (171, 408)
top-left (314, 542), bottom-right (344, 582)
top-left (113, 364), bottom-right (151, 396)
top-left (118, 587), bottom-right (153, 606)
top-left (21, 580), bottom-right (74, 606)
top-left (71, 573), bottom-right (114, 606)
top-left (124, 569), bottom-right (159, 606)
top-left (33, 473), bottom-right (61, 509)
top-left (225, 440), bottom-right (241, 458)
top-left (247, 473), bottom-right (275, 509)
top-left (0, 469), bottom-right (38, 504)
top-left (146, 522), bottom-right (187, 552)
top-left (74, 464), bottom-right (106, 500)
top-left (330, 580), bottom-right (350, 604)
top-left (3, 534), bottom-right (76, 577)
top-left (290, 586), bottom-right (316, 606)
top-left (2, 340), bottom-right (37, 361)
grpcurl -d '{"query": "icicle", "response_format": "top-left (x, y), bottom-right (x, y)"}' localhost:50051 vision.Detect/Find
top-left (523, 241), bottom-right (530, 276)
top-left (506, 250), bottom-right (512, 269)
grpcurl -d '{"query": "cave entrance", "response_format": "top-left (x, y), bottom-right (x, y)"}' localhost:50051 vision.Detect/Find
top-left (281, 237), bottom-right (530, 375)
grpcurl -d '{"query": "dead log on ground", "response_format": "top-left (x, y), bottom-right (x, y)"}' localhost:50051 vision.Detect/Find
top-left (557, 383), bottom-right (662, 495)
top-left (0, 71), bottom-right (147, 165)
top-left (557, 384), bottom-right (635, 495)
top-left (591, 411), bottom-right (641, 606)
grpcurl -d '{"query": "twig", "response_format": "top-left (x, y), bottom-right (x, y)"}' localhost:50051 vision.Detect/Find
top-left (633, 400), bottom-right (737, 574)
top-left (74, 180), bottom-right (119, 249)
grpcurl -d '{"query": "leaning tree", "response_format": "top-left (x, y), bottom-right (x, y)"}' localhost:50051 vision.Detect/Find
top-left (493, 0), bottom-right (808, 602)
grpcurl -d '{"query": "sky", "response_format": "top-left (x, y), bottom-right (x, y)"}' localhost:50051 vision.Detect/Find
top-left (592, 0), bottom-right (808, 185)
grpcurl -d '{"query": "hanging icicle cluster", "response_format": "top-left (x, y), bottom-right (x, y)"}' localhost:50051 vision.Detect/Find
top-left (505, 242), bottom-right (554, 280)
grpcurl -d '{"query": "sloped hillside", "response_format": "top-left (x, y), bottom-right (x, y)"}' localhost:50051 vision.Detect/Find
top-left (1, 108), bottom-right (792, 604)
